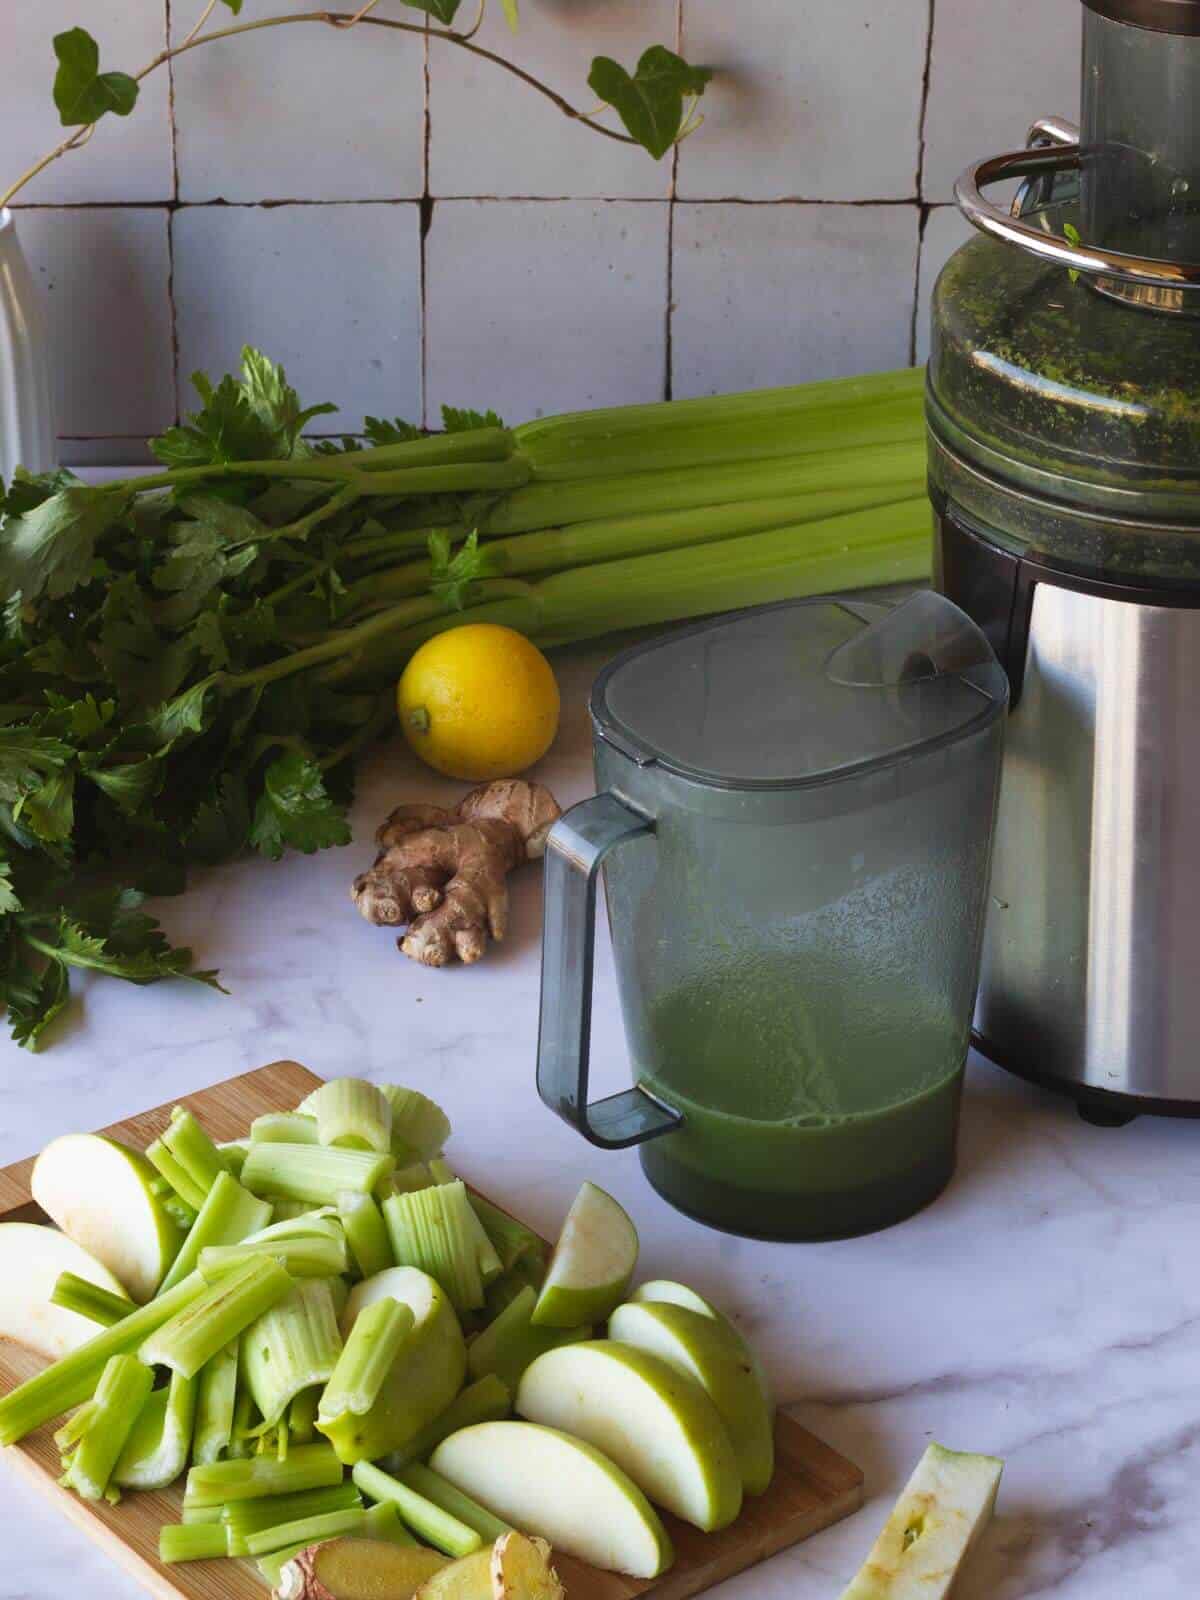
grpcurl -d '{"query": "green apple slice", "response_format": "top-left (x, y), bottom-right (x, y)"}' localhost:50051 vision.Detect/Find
top-left (609, 1299), bottom-right (775, 1495)
top-left (530, 1182), bottom-right (637, 1329)
top-left (839, 1442), bottom-right (1003, 1599)
top-left (632, 1278), bottom-right (774, 1410)
top-left (516, 1339), bottom-right (742, 1532)
top-left (31, 1134), bottom-right (186, 1302)
top-left (318, 1266), bottom-right (466, 1464)
top-left (0, 1222), bottom-right (131, 1361)
top-left (431, 1421), bottom-right (673, 1579)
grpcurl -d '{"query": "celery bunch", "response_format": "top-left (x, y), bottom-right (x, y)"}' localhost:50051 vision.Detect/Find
top-left (0, 352), bottom-right (928, 1046)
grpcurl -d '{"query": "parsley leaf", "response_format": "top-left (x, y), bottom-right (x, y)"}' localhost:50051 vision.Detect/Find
top-left (588, 47), bottom-right (713, 160)
top-left (4, 956), bottom-right (70, 1051)
top-left (249, 752), bottom-right (352, 860)
top-left (239, 347), bottom-right (338, 456)
top-left (152, 373), bottom-right (278, 468)
top-left (0, 485), bottom-right (129, 603)
top-left (442, 406), bottom-right (506, 434)
top-left (52, 28), bottom-right (138, 127)
top-left (428, 529), bottom-right (496, 611)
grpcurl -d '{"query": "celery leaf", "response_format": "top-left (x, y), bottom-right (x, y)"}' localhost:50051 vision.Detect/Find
top-left (239, 347), bottom-right (338, 455)
top-left (365, 415), bottom-right (423, 447)
top-left (428, 529), bottom-right (496, 611)
top-left (398, 0), bottom-right (464, 23)
top-left (0, 486), bottom-right (129, 603)
top-left (153, 373), bottom-right (278, 468)
top-left (249, 752), bottom-right (352, 860)
top-left (588, 46), bottom-right (712, 159)
top-left (441, 406), bottom-right (506, 433)
top-left (53, 28), bottom-right (138, 127)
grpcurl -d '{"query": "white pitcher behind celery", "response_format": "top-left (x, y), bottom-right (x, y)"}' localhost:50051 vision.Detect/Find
top-left (0, 208), bottom-right (56, 482)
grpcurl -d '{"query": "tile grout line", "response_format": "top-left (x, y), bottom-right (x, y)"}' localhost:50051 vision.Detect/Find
top-left (419, 22), bottom-right (433, 430)
top-left (664, 0), bottom-right (684, 402)
top-left (163, 0), bottom-right (183, 427)
top-left (909, 0), bottom-right (938, 366)
top-left (9, 195), bottom-right (928, 210)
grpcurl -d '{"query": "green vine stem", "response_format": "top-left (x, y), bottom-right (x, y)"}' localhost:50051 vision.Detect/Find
top-left (0, 6), bottom-right (636, 211)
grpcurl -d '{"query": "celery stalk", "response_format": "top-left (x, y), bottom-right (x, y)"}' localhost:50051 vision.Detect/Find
top-left (146, 1137), bottom-right (209, 1212)
top-left (218, 1140), bottom-right (250, 1179)
top-left (378, 1086), bottom-right (451, 1162)
top-left (241, 1143), bottom-right (394, 1205)
top-left (148, 1171), bottom-right (198, 1232)
top-left (224, 1482), bottom-right (361, 1555)
top-left (319, 1299), bottom-right (414, 1424)
top-left (160, 1169), bottom-right (274, 1294)
top-left (140, 1257), bottom-right (294, 1378)
top-left (338, 1191), bottom-right (393, 1279)
top-left (193, 1340), bottom-right (240, 1465)
top-left (383, 1181), bottom-right (486, 1312)
top-left (309, 1079), bottom-right (392, 1154)
top-left (50, 1272), bottom-right (133, 1328)
top-left (164, 1106), bottom-right (226, 1197)
top-left (160, 1522), bottom-right (230, 1563)
top-left (0, 1270), bottom-right (208, 1447)
top-left (251, 1113), bottom-right (319, 1145)
top-left (182, 1504), bottom-right (223, 1525)
top-left (271, 1198), bottom-right (327, 1222)
top-left (185, 1441), bottom-right (345, 1507)
top-left (200, 1232), bottom-right (347, 1280)
top-left (467, 1285), bottom-right (591, 1391)
top-left (380, 1375), bottom-right (511, 1472)
top-left (289, 1385), bottom-right (321, 1445)
top-left (227, 1383), bottom-right (259, 1460)
top-left (389, 1162), bottom-right (433, 1195)
top-left (362, 1501), bottom-right (416, 1547)
top-left (59, 1353), bottom-right (154, 1501)
top-left (484, 1252), bottom-right (547, 1320)
top-left (352, 1461), bottom-right (481, 1557)
top-left (399, 1463), bottom-right (511, 1543)
top-left (468, 1197), bottom-right (542, 1274)
top-left (242, 1279), bottom-right (343, 1427)
top-left (244, 1505), bottom-right (366, 1558)
top-left (113, 1368), bottom-right (197, 1490)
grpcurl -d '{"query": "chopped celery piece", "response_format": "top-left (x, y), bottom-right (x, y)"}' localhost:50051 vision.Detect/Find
top-left (327, 1274), bottom-right (350, 1323)
top-left (160, 1169), bottom-right (274, 1294)
top-left (0, 1270), bottom-right (207, 1447)
top-left (59, 1353), bottom-right (153, 1501)
top-left (50, 1271), bottom-right (133, 1328)
top-left (185, 1441), bottom-right (345, 1507)
top-left (352, 1460), bottom-right (481, 1557)
top-left (319, 1299), bottom-right (414, 1424)
top-left (362, 1500), bottom-right (416, 1547)
top-left (160, 1522), bottom-right (230, 1563)
top-left (163, 1106), bottom-right (226, 1197)
top-left (224, 1482), bottom-right (362, 1555)
top-left (379, 1086), bottom-right (451, 1162)
top-left (149, 1171), bottom-right (198, 1231)
top-left (470, 1196), bottom-right (542, 1274)
top-left (399, 1463), bottom-right (511, 1543)
top-left (383, 1181), bottom-right (488, 1312)
top-left (219, 1139), bottom-right (251, 1178)
top-left (271, 1198), bottom-right (327, 1223)
top-left (227, 1383), bottom-right (259, 1459)
top-left (390, 1162), bottom-right (433, 1195)
top-left (245, 1505), bottom-right (367, 1558)
top-left (242, 1279), bottom-right (343, 1428)
top-left (200, 1232), bottom-right (346, 1279)
top-left (426, 1159), bottom-right (454, 1186)
top-left (338, 1191), bottom-right (393, 1279)
top-left (241, 1143), bottom-right (393, 1206)
top-left (289, 1385), bottom-right (321, 1445)
top-left (484, 1253), bottom-right (547, 1321)
top-left (146, 1137), bottom-right (209, 1212)
top-left (467, 1285), bottom-right (591, 1391)
top-left (380, 1375), bottom-right (511, 1472)
top-left (182, 1504), bottom-right (223, 1524)
top-left (309, 1080), bottom-right (392, 1154)
top-left (252, 1113), bottom-right (319, 1145)
top-left (193, 1340), bottom-right (239, 1464)
top-left (114, 1368), bottom-right (197, 1489)
top-left (140, 1257), bottom-right (293, 1379)
top-left (462, 1201), bottom-right (503, 1286)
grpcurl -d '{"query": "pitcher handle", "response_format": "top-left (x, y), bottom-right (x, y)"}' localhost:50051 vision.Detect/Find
top-left (537, 793), bottom-right (684, 1150)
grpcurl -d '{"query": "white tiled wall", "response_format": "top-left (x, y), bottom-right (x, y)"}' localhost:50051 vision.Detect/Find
top-left (4, 0), bottom-right (1082, 462)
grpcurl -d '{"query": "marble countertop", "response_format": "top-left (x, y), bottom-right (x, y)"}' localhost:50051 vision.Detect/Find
top-left (3, 634), bottom-right (1200, 1600)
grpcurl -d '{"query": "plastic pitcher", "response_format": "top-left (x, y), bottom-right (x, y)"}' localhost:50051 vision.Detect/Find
top-left (536, 593), bottom-right (1008, 1240)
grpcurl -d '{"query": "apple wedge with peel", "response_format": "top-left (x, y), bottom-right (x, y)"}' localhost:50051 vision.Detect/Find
top-left (431, 1421), bottom-right (673, 1579)
top-left (31, 1134), bottom-right (186, 1302)
top-left (609, 1299), bottom-right (775, 1495)
top-left (838, 1442), bottom-right (1003, 1599)
top-left (632, 1278), bottom-right (774, 1411)
top-left (0, 1222), bottom-right (131, 1361)
top-left (530, 1182), bottom-right (637, 1329)
top-left (516, 1340), bottom-right (742, 1532)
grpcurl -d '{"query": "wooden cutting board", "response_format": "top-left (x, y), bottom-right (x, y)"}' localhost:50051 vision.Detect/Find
top-left (0, 1060), bottom-right (864, 1600)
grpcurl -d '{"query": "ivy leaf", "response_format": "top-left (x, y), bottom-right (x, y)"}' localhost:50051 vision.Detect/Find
top-left (239, 347), bottom-right (337, 456)
top-left (428, 529), bottom-right (496, 611)
top-left (249, 752), bottom-right (352, 860)
top-left (53, 28), bottom-right (139, 127)
top-left (588, 46), bottom-right (713, 160)
top-left (441, 405), bottom-right (506, 434)
top-left (364, 415), bottom-right (423, 447)
top-left (152, 373), bottom-right (278, 468)
top-left (398, 0), bottom-right (464, 24)
top-left (0, 485), bottom-right (129, 603)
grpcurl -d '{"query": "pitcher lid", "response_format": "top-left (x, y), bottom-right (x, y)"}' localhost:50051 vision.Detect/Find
top-left (590, 593), bottom-right (1008, 791)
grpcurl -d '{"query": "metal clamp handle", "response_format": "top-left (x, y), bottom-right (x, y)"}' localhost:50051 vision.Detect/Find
top-left (955, 138), bottom-right (1200, 290)
top-left (536, 793), bottom-right (683, 1150)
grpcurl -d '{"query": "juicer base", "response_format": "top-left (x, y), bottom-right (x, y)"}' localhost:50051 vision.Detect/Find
top-left (972, 1030), bottom-right (1200, 1123)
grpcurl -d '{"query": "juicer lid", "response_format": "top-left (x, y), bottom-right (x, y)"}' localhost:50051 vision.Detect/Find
top-left (590, 593), bottom-right (1007, 791)
top-left (1084, 0), bottom-right (1200, 33)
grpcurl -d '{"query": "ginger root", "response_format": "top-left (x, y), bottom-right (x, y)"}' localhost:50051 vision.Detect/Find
top-left (351, 779), bottom-right (561, 967)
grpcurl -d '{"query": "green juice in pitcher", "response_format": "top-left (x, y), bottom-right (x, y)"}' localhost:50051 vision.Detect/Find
top-left (632, 954), bottom-right (968, 1241)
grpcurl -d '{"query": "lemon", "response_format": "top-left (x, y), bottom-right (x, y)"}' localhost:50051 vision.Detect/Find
top-left (397, 624), bottom-right (561, 781)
